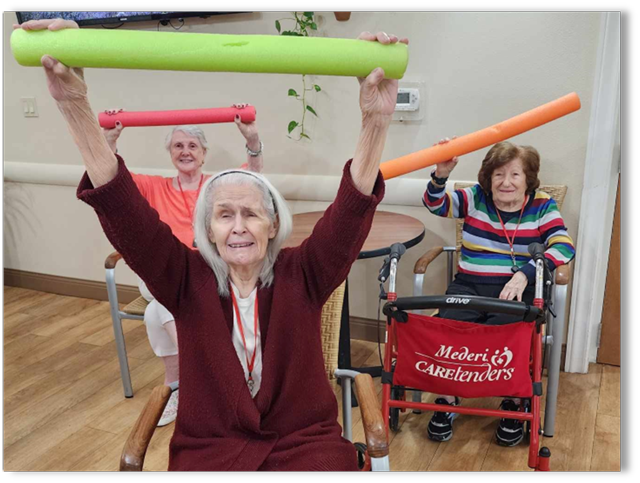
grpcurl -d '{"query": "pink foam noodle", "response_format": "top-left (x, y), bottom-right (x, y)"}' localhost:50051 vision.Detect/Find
top-left (98, 106), bottom-right (257, 128)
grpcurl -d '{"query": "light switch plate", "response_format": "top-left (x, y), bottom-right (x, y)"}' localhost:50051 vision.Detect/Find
top-left (21, 97), bottom-right (38, 117)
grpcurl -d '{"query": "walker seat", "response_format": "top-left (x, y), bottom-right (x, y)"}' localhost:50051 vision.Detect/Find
top-left (394, 313), bottom-right (535, 399)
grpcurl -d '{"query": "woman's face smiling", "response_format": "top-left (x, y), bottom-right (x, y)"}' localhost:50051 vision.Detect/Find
top-left (208, 183), bottom-right (277, 273)
top-left (491, 158), bottom-right (527, 210)
top-left (169, 131), bottom-right (206, 175)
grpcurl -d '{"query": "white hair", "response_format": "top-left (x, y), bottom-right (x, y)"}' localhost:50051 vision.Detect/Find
top-left (165, 125), bottom-right (209, 152)
top-left (193, 170), bottom-right (293, 297)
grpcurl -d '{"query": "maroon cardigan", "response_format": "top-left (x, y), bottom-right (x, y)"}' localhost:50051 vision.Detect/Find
top-left (77, 156), bottom-right (385, 471)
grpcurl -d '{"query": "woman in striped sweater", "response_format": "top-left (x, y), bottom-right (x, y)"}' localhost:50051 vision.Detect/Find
top-left (422, 139), bottom-right (575, 446)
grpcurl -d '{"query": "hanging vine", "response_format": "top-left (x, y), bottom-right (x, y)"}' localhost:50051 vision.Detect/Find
top-left (275, 12), bottom-right (322, 140)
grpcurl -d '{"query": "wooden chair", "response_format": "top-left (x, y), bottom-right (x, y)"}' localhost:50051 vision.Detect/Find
top-left (118, 281), bottom-right (389, 471)
top-left (411, 183), bottom-right (572, 437)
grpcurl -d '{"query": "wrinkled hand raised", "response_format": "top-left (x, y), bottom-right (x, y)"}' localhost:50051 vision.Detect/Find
top-left (14, 19), bottom-right (87, 103)
top-left (434, 137), bottom-right (459, 178)
top-left (102, 109), bottom-right (125, 154)
top-left (233, 103), bottom-right (260, 147)
top-left (356, 31), bottom-right (409, 118)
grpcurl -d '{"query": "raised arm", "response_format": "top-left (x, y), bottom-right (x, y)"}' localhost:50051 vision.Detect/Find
top-left (422, 138), bottom-right (470, 218)
top-left (16, 19), bottom-right (119, 187)
top-left (20, 19), bottom-right (199, 316)
top-left (297, 31), bottom-right (407, 305)
top-left (102, 110), bottom-right (124, 154)
top-left (234, 104), bottom-right (263, 172)
top-left (351, 31), bottom-right (408, 195)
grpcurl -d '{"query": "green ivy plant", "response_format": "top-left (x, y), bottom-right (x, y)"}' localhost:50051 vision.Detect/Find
top-left (275, 12), bottom-right (322, 140)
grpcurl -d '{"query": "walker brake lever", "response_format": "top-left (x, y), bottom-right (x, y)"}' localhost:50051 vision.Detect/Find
top-left (378, 256), bottom-right (391, 283)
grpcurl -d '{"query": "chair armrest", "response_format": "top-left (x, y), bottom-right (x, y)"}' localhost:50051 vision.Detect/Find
top-left (354, 374), bottom-right (388, 459)
top-left (413, 247), bottom-right (444, 275)
top-left (555, 264), bottom-right (571, 286)
top-left (106, 251), bottom-right (123, 269)
top-left (120, 385), bottom-right (172, 471)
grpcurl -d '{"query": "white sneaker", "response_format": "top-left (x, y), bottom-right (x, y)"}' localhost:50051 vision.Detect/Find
top-left (158, 389), bottom-right (178, 427)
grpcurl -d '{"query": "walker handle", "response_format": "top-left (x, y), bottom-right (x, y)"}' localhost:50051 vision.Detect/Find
top-left (385, 295), bottom-right (542, 322)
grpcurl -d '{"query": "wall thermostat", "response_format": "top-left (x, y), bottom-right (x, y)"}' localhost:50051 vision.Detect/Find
top-left (395, 88), bottom-right (420, 112)
top-left (392, 81), bottom-right (424, 122)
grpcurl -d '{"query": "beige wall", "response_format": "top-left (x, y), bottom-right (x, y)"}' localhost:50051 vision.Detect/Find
top-left (4, 11), bottom-right (601, 321)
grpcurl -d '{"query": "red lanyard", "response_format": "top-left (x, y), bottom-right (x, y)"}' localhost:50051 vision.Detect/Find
top-left (495, 195), bottom-right (528, 271)
top-left (176, 174), bottom-right (205, 220)
top-left (230, 286), bottom-right (259, 387)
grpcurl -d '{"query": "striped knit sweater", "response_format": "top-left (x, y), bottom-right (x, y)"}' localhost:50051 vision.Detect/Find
top-left (423, 181), bottom-right (575, 285)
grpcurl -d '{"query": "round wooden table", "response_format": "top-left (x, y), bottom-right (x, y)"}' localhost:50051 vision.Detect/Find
top-left (283, 210), bottom-right (425, 379)
top-left (282, 210), bottom-right (425, 258)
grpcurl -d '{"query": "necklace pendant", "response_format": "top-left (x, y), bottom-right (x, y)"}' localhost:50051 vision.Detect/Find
top-left (247, 377), bottom-right (255, 392)
top-left (510, 251), bottom-right (518, 273)
top-left (192, 238), bottom-right (198, 248)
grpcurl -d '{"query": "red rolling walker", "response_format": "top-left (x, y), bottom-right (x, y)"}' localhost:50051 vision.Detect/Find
top-left (378, 243), bottom-right (552, 471)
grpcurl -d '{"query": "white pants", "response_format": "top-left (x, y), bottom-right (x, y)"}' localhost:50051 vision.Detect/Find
top-left (138, 278), bottom-right (178, 357)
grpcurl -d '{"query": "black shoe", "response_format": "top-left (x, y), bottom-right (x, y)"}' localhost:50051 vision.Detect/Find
top-left (496, 399), bottom-right (524, 447)
top-left (427, 397), bottom-right (460, 442)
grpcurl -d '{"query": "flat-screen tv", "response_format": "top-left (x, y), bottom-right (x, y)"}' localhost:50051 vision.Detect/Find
top-left (15, 12), bottom-right (239, 28)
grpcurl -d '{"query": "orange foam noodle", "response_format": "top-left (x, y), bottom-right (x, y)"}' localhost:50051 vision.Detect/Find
top-left (380, 93), bottom-right (581, 180)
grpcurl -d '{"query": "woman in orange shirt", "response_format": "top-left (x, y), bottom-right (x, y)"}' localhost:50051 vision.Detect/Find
top-left (103, 114), bottom-right (262, 426)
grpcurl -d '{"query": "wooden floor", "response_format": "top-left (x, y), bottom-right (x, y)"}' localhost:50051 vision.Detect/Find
top-left (3, 286), bottom-right (620, 471)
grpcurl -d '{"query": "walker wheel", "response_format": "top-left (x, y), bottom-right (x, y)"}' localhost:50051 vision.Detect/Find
top-left (389, 407), bottom-right (400, 432)
top-left (389, 387), bottom-right (405, 432)
top-left (522, 398), bottom-right (532, 443)
top-left (353, 442), bottom-right (369, 470)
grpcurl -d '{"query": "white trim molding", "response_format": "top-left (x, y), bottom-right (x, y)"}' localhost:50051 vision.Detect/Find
top-left (4, 161), bottom-right (472, 209)
top-left (565, 12), bottom-right (620, 373)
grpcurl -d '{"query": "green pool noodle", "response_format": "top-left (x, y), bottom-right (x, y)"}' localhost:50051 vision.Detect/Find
top-left (11, 28), bottom-right (408, 79)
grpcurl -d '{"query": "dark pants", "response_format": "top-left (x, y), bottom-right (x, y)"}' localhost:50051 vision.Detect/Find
top-left (438, 277), bottom-right (535, 326)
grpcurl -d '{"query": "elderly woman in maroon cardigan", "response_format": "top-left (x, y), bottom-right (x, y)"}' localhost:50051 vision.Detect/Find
top-left (26, 18), bottom-right (407, 471)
